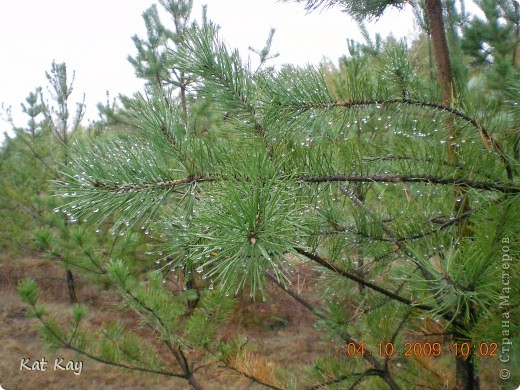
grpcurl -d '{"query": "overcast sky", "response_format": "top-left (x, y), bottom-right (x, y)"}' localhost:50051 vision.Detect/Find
top-left (0, 1), bottom-right (422, 141)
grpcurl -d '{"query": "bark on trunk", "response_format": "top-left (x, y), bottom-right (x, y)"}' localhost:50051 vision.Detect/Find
top-left (187, 374), bottom-right (203, 390)
top-left (425, 0), bottom-right (455, 106)
top-left (425, 2), bottom-right (475, 388)
top-left (66, 269), bottom-right (77, 304)
top-left (425, 0), bottom-right (470, 233)
top-left (456, 353), bottom-right (478, 390)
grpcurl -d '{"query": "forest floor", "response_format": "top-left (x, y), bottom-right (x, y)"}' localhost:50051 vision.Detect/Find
top-left (0, 254), bottom-right (509, 389)
top-left (0, 254), bottom-right (338, 390)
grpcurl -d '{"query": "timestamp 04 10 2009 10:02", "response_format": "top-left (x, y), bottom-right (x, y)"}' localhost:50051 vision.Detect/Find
top-left (335, 341), bottom-right (499, 358)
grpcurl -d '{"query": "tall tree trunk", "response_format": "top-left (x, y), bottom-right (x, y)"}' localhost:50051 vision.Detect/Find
top-left (425, 0), bottom-right (470, 234)
top-left (513, 1), bottom-right (519, 66)
top-left (424, 1), bottom-right (474, 388)
top-left (425, 0), bottom-right (455, 110)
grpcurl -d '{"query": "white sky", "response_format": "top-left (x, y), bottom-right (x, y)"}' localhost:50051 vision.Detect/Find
top-left (0, 0), bottom-right (422, 142)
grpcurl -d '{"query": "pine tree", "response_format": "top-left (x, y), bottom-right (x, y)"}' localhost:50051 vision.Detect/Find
top-left (461, 0), bottom-right (520, 98)
top-left (0, 95), bottom-right (51, 256)
top-left (37, 11), bottom-right (519, 388)
top-left (19, 88), bottom-right (46, 138)
top-left (461, 0), bottom-right (520, 185)
top-left (43, 61), bottom-right (87, 303)
top-left (1, 62), bottom-right (88, 302)
top-left (128, 0), bottom-right (197, 115)
top-left (16, 3), bottom-right (519, 389)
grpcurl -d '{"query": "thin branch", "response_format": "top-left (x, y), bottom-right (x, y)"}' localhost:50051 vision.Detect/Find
top-left (340, 186), bottom-right (463, 327)
top-left (307, 369), bottom-right (381, 390)
top-left (294, 248), bottom-right (434, 312)
top-left (309, 374), bottom-right (351, 390)
top-left (102, 327), bottom-right (152, 368)
top-left (117, 283), bottom-right (193, 377)
top-left (29, 302), bottom-right (188, 379)
top-left (16, 133), bottom-right (57, 174)
top-left (222, 362), bottom-right (287, 390)
top-left (267, 273), bottom-right (381, 367)
top-left (158, 122), bottom-right (197, 171)
top-left (91, 175), bottom-right (216, 193)
top-left (78, 244), bottom-right (107, 275)
top-left (88, 173), bottom-right (518, 195)
top-left (296, 98), bottom-right (513, 179)
top-left (267, 273), bottom-right (401, 390)
top-left (52, 252), bottom-right (105, 275)
top-left (394, 210), bottom-right (474, 242)
top-left (302, 174), bottom-right (519, 193)
top-left (385, 311), bottom-right (411, 370)
top-left (333, 186), bottom-right (474, 243)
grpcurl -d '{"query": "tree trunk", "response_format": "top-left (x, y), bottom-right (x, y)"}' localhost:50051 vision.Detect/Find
top-left (425, 0), bottom-right (470, 231)
top-left (456, 354), bottom-right (478, 390)
top-left (187, 374), bottom-right (203, 390)
top-left (513, 1), bottom-right (519, 66)
top-left (424, 2), bottom-right (475, 388)
top-left (66, 269), bottom-right (78, 304)
top-left (425, 0), bottom-right (455, 109)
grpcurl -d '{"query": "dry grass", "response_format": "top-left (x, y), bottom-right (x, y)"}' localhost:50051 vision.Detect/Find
top-left (0, 257), bottom-right (189, 389)
top-left (1, 255), bottom-right (508, 389)
top-left (0, 256), bottom-right (338, 390)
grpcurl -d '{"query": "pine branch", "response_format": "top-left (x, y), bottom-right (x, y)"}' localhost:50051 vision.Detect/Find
top-left (284, 0), bottom-right (407, 20)
top-left (307, 370), bottom-right (382, 390)
top-left (88, 173), bottom-right (517, 194)
top-left (117, 282), bottom-right (176, 336)
top-left (16, 132), bottom-right (57, 175)
top-left (266, 273), bottom-right (401, 390)
top-left (393, 210), bottom-right (474, 242)
top-left (340, 185), bottom-right (467, 327)
top-left (23, 298), bottom-right (189, 379)
top-left (285, 97), bottom-right (514, 179)
top-left (325, 209), bottom-right (473, 244)
top-left (91, 175), bottom-right (216, 193)
top-left (77, 244), bottom-right (107, 275)
top-left (222, 362), bottom-right (287, 390)
top-left (385, 311), bottom-right (411, 371)
top-left (157, 121), bottom-right (198, 172)
top-left (294, 248), bottom-right (434, 311)
top-left (137, 313), bottom-right (195, 381)
top-left (105, 266), bottom-right (201, 382)
top-left (302, 174), bottom-right (519, 193)
top-left (102, 327), bottom-right (152, 368)
top-left (52, 252), bottom-right (105, 275)
top-left (267, 272), bottom-right (380, 367)
top-left (219, 335), bottom-right (286, 390)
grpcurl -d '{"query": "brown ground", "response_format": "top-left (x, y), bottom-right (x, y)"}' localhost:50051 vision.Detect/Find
top-left (0, 256), bottom-right (511, 389)
top-left (0, 255), bottom-right (336, 390)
